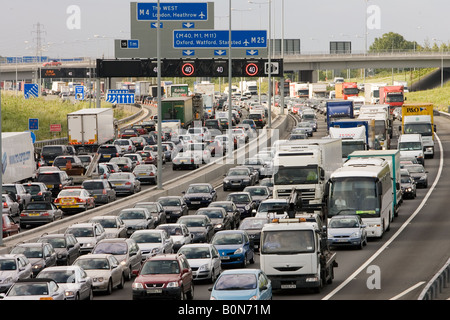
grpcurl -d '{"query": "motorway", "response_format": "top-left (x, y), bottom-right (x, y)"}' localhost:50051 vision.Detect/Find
top-left (2, 108), bottom-right (450, 301)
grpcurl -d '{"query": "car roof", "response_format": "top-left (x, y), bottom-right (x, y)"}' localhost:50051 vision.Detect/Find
top-left (146, 254), bottom-right (179, 261)
top-left (219, 268), bottom-right (261, 275)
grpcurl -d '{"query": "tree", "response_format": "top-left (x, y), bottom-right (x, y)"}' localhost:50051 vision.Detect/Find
top-left (369, 32), bottom-right (420, 52)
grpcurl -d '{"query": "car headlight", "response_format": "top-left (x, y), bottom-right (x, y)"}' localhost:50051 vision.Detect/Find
top-left (132, 282), bottom-right (144, 289)
top-left (245, 205), bottom-right (251, 211)
top-left (65, 290), bottom-right (75, 297)
top-left (215, 224), bottom-right (223, 229)
top-left (234, 248), bottom-right (244, 255)
top-left (350, 231), bottom-right (360, 238)
top-left (420, 176), bottom-right (426, 180)
top-left (166, 281), bottom-right (180, 288)
top-left (93, 277), bottom-right (105, 282)
top-left (33, 263), bottom-right (44, 270)
top-left (2, 277), bottom-right (14, 284)
top-left (151, 247), bottom-right (162, 254)
top-left (223, 179), bottom-right (230, 184)
top-left (198, 264), bottom-right (210, 272)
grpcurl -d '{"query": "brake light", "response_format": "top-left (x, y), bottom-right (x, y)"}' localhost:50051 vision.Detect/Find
top-left (103, 189), bottom-right (107, 195)
top-left (3, 202), bottom-right (7, 208)
top-left (125, 182), bottom-right (132, 185)
top-left (42, 212), bottom-right (50, 216)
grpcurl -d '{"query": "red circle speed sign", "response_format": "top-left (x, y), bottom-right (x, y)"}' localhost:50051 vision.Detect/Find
top-left (245, 63), bottom-right (259, 76)
top-left (181, 63), bottom-right (195, 76)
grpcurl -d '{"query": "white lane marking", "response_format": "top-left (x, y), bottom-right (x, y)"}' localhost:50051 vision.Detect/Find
top-left (323, 133), bottom-right (444, 300)
top-left (389, 281), bottom-right (426, 300)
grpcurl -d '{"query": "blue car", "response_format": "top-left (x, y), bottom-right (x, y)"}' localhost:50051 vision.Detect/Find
top-left (211, 230), bottom-right (254, 268)
top-left (209, 269), bottom-right (272, 300)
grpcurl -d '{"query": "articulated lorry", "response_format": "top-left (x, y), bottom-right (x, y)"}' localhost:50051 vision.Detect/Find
top-left (335, 82), bottom-right (358, 100)
top-left (379, 85), bottom-right (405, 115)
top-left (329, 119), bottom-right (371, 161)
top-left (400, 103), bottom-right (435, 158)
top-left (326, 100), bottom-right (354, 130)
top-left (67, 108), bottom-right (116, 153)
top-left (272, 139), bottom-right (342, 208)
top-left (1, 132), bottom-right (37, 183)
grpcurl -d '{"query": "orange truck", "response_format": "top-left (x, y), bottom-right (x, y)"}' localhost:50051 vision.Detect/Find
top-left (335, 82), bottom-right (358, 100)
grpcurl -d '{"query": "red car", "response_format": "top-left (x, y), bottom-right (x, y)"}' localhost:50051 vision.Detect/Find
top-left (132, 254), bottom-right (194, 300)
top-left (131, 125), bottom-right (148, 136)
top-left (137, 151), bottom-right (157, 165)
top-left (42, 60), bottom-right (62, 67)
top-left (2, 214), bottom-right (20, 238)
top-left (120, 129), bottom-right (140, 139)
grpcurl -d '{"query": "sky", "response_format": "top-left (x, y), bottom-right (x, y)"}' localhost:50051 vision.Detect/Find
top-left (0, 0), bottom-right (448, 59)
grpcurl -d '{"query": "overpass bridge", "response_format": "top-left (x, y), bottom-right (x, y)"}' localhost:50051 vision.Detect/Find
top-left (1, 51), bottom-right (450, 84)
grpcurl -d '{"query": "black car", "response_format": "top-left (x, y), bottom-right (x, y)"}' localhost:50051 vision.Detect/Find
top-left (195, 207), bottom-right (233, 233)
top-left (22, 182), bottom-right (53, 202)
top-left (400, 170), bottom-right (417, 199)
top-left (222, 167), bottom-right (255, 191)
top-left (37, 233), bottom-right (81, 266)
top-left (156, 196), bottom-right (188, 223)
top-left (226, 192), bottom-right (257, 219)
top-left (404, 164), bottom-right (428, 188)
top-left (176, 215), bottom-right (215, 243)
top-left (40, 145), bottom-right (74, 166)
top-left (209, 201), bottom-right (241, 229)
top-left (142, 120), bottom-right (156, 132)
top-left (82, 179), bottom-right (117, 205)
top-left (35, 171), bottom-right (73, 198)
top-left (97, 144), bottom-right (122, 163)
top-left (238, 217), bottom-right (269, 252)
top-left (182, 183), bottom-right (217, 209)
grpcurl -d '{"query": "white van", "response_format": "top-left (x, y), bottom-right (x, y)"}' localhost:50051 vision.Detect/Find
top-left (398, 134), bottom-right (424, 166)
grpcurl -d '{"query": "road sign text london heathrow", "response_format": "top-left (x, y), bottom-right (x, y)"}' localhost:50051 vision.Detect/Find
top-left (174, 30), bottom-right (267, 48)
top-left (137, 3), bottom-right (208, 21)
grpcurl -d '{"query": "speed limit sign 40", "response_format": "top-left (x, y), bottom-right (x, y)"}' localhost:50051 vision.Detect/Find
top-left (245, 63), bottom-right (259, 76)
top-left (181, 63), bottom-right (195, 76)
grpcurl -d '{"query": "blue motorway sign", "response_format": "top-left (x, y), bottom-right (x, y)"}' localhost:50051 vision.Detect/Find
top-left (137, 3), bottom-right (208, 21)
top-left (173, 30), bottom-right (267, 49)
top-left (75, 85), bottom-right (84, 100)
top-left (24, 84), bottom-right (39, 99)
top-left (28, 118), bottom-right (39, 131)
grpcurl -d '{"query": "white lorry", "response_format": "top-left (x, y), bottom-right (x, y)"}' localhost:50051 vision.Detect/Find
top-left (364, 83), bottom-right (387, 104)
top-left (308, 83), bottom-right (327, 99)
top-left (272, 139), bottom-right (342, 208)
top-left (1, 132), bottom-right (37, 184)
top-left (194, 82), bottom-right (216, 118)
top-left (67, 108), bottom-right (116, 153)
top-left (329, 126), bottom-right (367, 162)
top-left (260, 217), bottom-right (337, 292)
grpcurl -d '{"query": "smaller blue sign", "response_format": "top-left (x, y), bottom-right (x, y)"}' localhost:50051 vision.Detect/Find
top-left (151, 22), bottom-right (164, 29)
top-left (182, 50), bottom-right (195, 56)
top-left (28, 118), bottom-right (39, 131)
top-left (183, 22), bottom-right (195, 29)
top-left (75, 86), bottom-right (84, 100)
top-left (128, 40), bottom-right (139, 48)
top-left (214, 50), bottom-right (227, 56)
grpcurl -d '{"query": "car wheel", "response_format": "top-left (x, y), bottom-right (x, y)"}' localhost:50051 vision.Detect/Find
top-left (187, 283), bottom-right (194, 300)
top-left (88, 287), bottom-right (94, 300)
top-left (106, 279), bottom-right (113, 295)
top-left (117, 274), bottom-right (125, 289)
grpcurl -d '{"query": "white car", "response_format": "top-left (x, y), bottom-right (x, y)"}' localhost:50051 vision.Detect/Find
top-left (64, 222), bottom-right (107, 254)
top-left (113, 139), bottom-right (136, 154)
top-left (187, 127), bottom-right (211, 142)
top-left (231, 128), bottom-right (248, 144)
top-left (185, 143), bottom-right (212, 164)
top-left (0, 278), bottom-right (66, 300)
top-left (156, 223), bottom-right (193, 252)
top-left (130, 229), bottom-right (174, 261)
top-left (177, 243), bottom-right (222, 283)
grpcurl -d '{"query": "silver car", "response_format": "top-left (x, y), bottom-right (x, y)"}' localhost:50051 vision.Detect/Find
top-left (64, 222), bottom-right (107, 255)
top-left (72, 254), bottom-right (125, 295)
top-left (108, 172), bottom-right (141, 195)
top-left (177, 243), bottom-right (221, 283)
top-left (0, 278), bottom-right (65, 300)
top-left (89, 215), bottom-right (127, 239)
top-left (36, 266), bottom-right (93, 300)
top-left (156, 223), bottom-right (193, 252)
top-left (118, 208), bottom-right (156, 236)
top-left (0, 254), bottom-right (33, 294)
top-left (130, 229), bottom-right (174, 261)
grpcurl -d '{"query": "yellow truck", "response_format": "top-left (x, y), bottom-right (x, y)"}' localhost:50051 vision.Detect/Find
top-left (400, 103), bottom-right (436, 158)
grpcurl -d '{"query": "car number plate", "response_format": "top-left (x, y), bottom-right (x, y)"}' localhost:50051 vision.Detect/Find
top-left (146, 288), bottom-right (162, 294)
top-left (281, 284), bottom-right (296, 289)
top-left (114, 183), bottom-right (123, 186)
top-left (104, 155), bottom-right (111, 158)
top-left (220, 256), bottom-right (230, 260)
top-left (29, 213), bottom-right (40, 216)
top-left (338, 239), bottom-right (349, 242)
top-left (46, 185), bottom-right (54, 189)
top-left (191, 201), bottom-right (200, 204)
top-left (180, 160), bottom-right (187, 163)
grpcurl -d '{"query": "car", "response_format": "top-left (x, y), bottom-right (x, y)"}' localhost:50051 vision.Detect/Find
top-left (10, 242), bottom-right (58, 277)
top-left (235, 123), bottom-right (256, 139)
top-left (242, 119), bottom-right (257, 130)
top-left (19, 201), bottom-right (63, 228)
top-left (43, 60), bottom-right (61, 67)
top-left (2, 184), bottom-right (32, 211)
top-left (119, 128), bottom-right (140, 139)
top-left (22, 182), bottom-right (53, 203)
top-left (107, 172), bottom-right (141, 195)
top-left (37, 233), bottom-right (81, 266)
top-left (178, 244), bottom-right (221, 283)
top-left (254, 198), bottom-right (289, 220)
top-left (296, 121), bottom-right (314, 137)
top-left (2, 214), bottom-right (20, 238)
top-left (133, 164), bottom-right (157, 185)
top-left (145, 144), bottom-right (172, 163)
top-left (131, 253), bottom-right (194, 300)
top-left (124, 153), bottom-right (144, 168)
top-left (223, 167), bottom-right (255, 191)
top-left (248, 112), bottom-right (265, 128)
top-left (109, 156), bottom-right (135, 172)
top-left (36, 266), bottom-right (93, 300)
top-left (54, 187), bottom-right (95, 213)
top-left (156, 223), bottom-right (193, 252)
top-left (40, 144), bottom-right (73, 166)
top-left (130, 229), bottom-right (174, 261)
top-left (215, 134), bottom-right (235, 153)
top-left (289, 133), bottom-right (308, 140)
top-left (182, 183), bottom-right (217, 209)
top-left (243, 186), bottom-right (271, 207)
top-left (238, 217), bottom-right (269, 252)
top-left (156, 196), bottom-right (188, 223)
top-left (77, 154), bottom-right (94, 169)
top-left (177, 215), bottom-right (215, 243)
top-left (2, 193), bottom-right (20, 217)
top-left (209, 268), bottom-right (272, 300)
top-left (172, 152), bottom-right (199, 170)
top-left (400, 169), bottom-right (417, 199)
top-left (243, 158), bottom-right (270, 178)
top-left (327, 215), bottom-right (368, 249)
top-left (403, 164), bottom-right (428, 188)
top-left (187, 126), bottom-right (211, 142)
top-left (142, 120), bottom-right (156, 132)
top-left (204, 118), bottom-right (223, 135)
top-left (82, 179), bottom-right (117, 205)
top-left (136, 150), bottom-right (157, 165)
top-left (204, 139), bottom-right (225, 157)
top-left (92, 238), bottom-right (142, 280)
top-left (226, 192), bottom-right (257, 220)
top-left (259, 177), bottom-right (274, 193)
top-left (231, 128), bottom-right (249, 144)
top-left (72, 254), bottom-right (125, 295)
top-left (0, 254), bottom-right (32, 293)
top-left (0, 278), bottom-right (66, 300)
top-left (184, 142), bottom-right (212, 164)
top-left (129, 136), bottom-right (148, 151)
top-left (36, 171), bottom-right (73, 198)
top-left (52, 155), bottom-right (84, 171)
top-left (104, 162), bottom-right (121, 174)
top-left (89, 216), bottom-right (127, 239)
top-left (195, 207), bottom-right (233, 233)
top-left (208, 201), bottom-right (241, 229)
top-left (64, 222), bottom-right (107, 255)
top-left (211, 230), bottom-right (255, 268)
top-left (131, 124), bottom-right (148, 136)
top-left (118, 208), bottom-right (156, 236)
top-left (97, 144), bottom-right (122, 163)
top-left (133, 202), bottom-right (167, 227)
